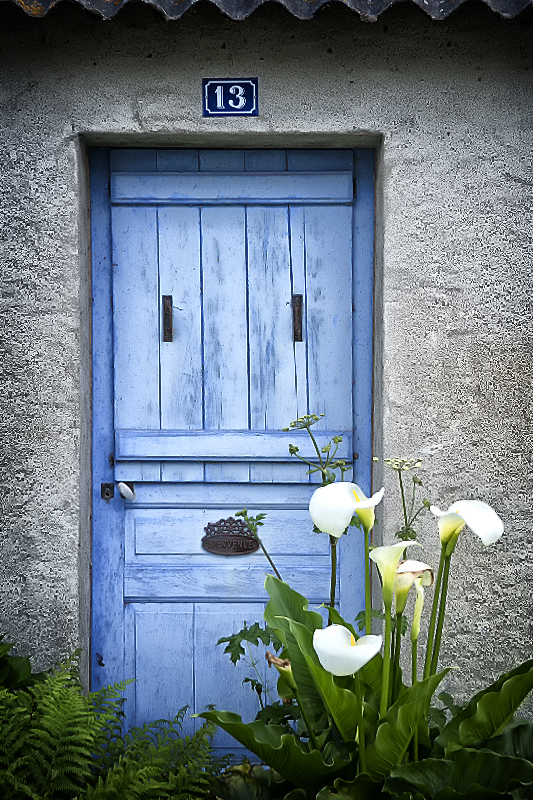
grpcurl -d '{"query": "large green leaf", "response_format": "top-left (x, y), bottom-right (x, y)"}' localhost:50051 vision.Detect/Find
top-left (284, 618), bottom-right (360, 742)
top-left (469, 719), bottom-right (533, 760)
top-left (264, 576), bottom-right (325, 639)
top-left (365, 671), bottom-right (449, 780)
top-left (316, 773), bottom-right (389, 800)
top-left (386, 748), bottom-right (533, 799)
top-left (264, 577), bottom-right (327, 726)
top-left (197, 710), bottom-right (351, 789)
top-left (433, 658), bottom-right (533, 756)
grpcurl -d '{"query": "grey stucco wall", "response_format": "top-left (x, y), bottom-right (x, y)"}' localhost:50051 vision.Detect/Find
top-left (0, 0), bottom-right (531, 703)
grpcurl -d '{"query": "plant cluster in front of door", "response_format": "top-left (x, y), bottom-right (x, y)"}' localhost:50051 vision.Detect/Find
top-left (200, 416), bottom-right (533, 800)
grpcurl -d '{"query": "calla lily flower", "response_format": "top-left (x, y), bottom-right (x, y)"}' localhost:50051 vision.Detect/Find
top-left (265, 651), bottom-right (297, 691)
top-left (313, 625), bottom-right (382, 676)
top-left (430, 500), bottom-right (504, 555)
top-left (394, 559), bottom-right (433, 614)
top-left (370, 542), bottom-right (420, 607)
top-left (309, 482), bottom-right (385, 538)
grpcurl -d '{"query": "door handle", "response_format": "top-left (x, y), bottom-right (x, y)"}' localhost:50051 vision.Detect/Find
top-left (162, 295), bottom-right (173, 342)
top-left (292, 294), bottom-right (303, 342)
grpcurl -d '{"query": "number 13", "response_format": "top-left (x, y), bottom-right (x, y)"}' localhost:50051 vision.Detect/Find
top-left (215, 84), bottom-right (246, 110)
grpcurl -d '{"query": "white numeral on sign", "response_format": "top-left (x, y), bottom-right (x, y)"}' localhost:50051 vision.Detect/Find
top-left (228, 85), bottom-right (246, 109)
top-left (215, 85), bottom-right (225, 110)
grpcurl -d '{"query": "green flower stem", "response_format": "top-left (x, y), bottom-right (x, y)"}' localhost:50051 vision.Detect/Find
top-left (364, 526), bottom-right (372, 635)
top-left (398, 470), bottom-right (408, 530)
top-left (411, 638), bottom-right (419, 761)
top-left (354, 671), bottom-right (367, 773)
top-left (423, 543), bottom-right (446, 680)
top-left (380, 602), bottom-right (393, 717)
top-left (328, 537), bottom-right (337, 625)
top-left (255, 534), bottom-right (283, 582)
top-left (429, 554), bottom-right (452, 675)
top-left (307, 427), bottom-right (325, 473)
top-left (392, 613), bottom-right (403, 703)
top-left (295, 688), bottom-right (321, 752)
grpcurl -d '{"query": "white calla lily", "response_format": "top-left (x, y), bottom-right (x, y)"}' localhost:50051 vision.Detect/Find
top-left (394, 559), bottom-right (434, 614)
top-left (309, 482), bottom-right (384, 538)
top-left (313, 625), bottom-right (382, 676)
top-left (430, 499), bottom-right (503, 554)
top-left (370, 542), bottom-right (420, 607)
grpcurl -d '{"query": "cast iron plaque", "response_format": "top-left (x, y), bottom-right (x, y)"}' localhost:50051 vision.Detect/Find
top-left (203, 79), bottom-right (259, 117)
top-left (202, 517), bottom-right (260, 555)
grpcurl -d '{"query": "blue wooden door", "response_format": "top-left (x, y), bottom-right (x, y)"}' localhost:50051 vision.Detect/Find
top-left (90, 148), bottom-right (375, 751)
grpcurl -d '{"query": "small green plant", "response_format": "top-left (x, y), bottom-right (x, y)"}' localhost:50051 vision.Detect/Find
top-left (380, 457), bottom-right (431, 542)
top-left (0, 651), bottom-right (225, 800)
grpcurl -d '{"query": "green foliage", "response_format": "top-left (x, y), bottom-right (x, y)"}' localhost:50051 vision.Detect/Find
top-left (217, 622), bottom-right (282, 666)
top-left (432, 658), bottom-right (533, 756)
top-left (204, 579), bottom-right (533, 800)
top-left (214, 761), bottom-right (289, 800)
top-left (386, 748), bottom-right (533, 799)
top-left (234, 510), bottom-right (267, 537)
top-left (283, 415), bottom-right (349, 485)
top-left (380, 458), bottom-right (430, 542)
top-left (0, 652), bottom-right (224, 800)
top-left (211, 420), bottom-right (533, 800)
top-left (0, 635), bottom-right (45, 690)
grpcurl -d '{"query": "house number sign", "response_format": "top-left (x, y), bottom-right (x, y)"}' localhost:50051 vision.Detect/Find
top-left (203, 78), bottom-right (259, 117)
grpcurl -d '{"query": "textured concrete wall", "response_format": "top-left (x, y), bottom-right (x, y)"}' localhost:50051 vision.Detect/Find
top-left (0, 0), bottom-right (531, 703)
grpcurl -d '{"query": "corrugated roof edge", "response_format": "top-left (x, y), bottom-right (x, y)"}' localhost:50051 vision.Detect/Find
top-left (5, 0), bottom-right (532, 22)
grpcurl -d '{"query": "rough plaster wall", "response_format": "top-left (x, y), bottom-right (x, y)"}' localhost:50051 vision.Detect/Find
top-left (0, 0), bottom-right (531, 703)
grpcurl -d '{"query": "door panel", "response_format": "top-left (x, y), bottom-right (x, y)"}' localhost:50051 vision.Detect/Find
top-left (91, 148), bottom-right (375, 754)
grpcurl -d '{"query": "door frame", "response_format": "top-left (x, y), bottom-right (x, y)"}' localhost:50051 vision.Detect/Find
top-left (88, 146), bottom-right (377, 692)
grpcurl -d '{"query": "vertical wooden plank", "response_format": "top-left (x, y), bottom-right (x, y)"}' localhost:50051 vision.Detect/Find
top-left (202, 205), bottom-right (249, 482)
top-left (159, 206), bottom-right (202, 426)
top-left (289, 206), bottom-right (309, 420)
top-left (125, 604), bottom-right (195, 730)
top-left (247, 206), bottom-right (296, 426)
top-left (305, 205), bottom-right (353, 432)
top-left (159, 206), bottom-right (204, 482)
top-left (112, 205), bottom-right (160, 430)
top-left (90, 148), bottom-right (126, 692)
top-left (247, 206), bottom-right (299, 483)
top-left (194, 603), bottom-right (267, 750)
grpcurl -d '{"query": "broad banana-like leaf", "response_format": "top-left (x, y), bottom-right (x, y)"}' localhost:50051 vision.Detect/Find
top-left (433, 658), bottom-right (533, 756)
top-left (197, 710), bottom-right (352, 790)
top-left (470, 719), bottom-right (533, 760)
top-left (316, 773), bottom-right (389, 800)
top-left (264, 577), bottom-right (327, 727)
top-left (386, 747), bottom-right (533, 799)
top-left (264, 576), bottom-right (324, 639)
top-left (284, 617), bottom-right (361, 742)
top-left (365, 670), bottom-right (449, 780)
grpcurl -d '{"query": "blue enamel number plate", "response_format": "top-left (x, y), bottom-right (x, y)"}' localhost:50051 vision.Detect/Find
top-left (203, 78), bottom-right (259, 117)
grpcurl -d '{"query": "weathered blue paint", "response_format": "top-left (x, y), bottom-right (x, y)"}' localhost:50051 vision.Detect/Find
top-left (90, 148), bottom-right (375, 752)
